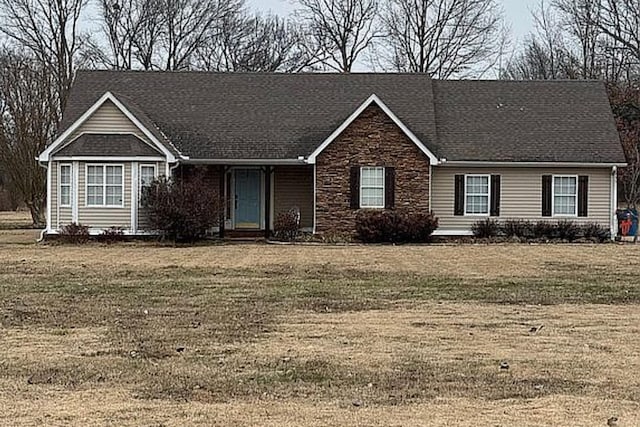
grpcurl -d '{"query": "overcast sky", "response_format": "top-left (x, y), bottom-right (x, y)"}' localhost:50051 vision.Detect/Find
top-left (251, 0), bottom-right (539, 43)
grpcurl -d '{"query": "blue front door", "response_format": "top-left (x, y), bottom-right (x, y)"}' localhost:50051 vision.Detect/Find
top-left (234, 169), bottom-right (262, 229)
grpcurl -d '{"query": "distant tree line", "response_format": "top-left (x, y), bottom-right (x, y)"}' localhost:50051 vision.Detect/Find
top-left (0, 0), bottom-right (638, 226)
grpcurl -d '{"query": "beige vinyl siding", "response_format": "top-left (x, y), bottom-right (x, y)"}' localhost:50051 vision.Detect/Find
top-left (432, 167), bottom-right (612, 233)
top-left (77, 162), bottom-right (132, 229)
top-left (274, 165), bottom-right (314, 229)
top-left (49, 161), bottom-right (73, 229)
top-left (68, 100), bottom-right (152, 144)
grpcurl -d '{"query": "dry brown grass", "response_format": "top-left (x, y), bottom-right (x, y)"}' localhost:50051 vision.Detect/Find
top-left (0, 210), bottom-right (32, 229)
top-left (1, 242), bottom-right (640, 426)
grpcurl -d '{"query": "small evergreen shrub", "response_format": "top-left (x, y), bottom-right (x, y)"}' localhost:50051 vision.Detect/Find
top-left (142, 175), bottom-right (222, 242)
top-left (355, 210), bottom-right (438, 243)
top-left (272, 209), bottom-right (300, 241)
top-left (532, 221), bottom-right (553, 239)
top-left (555, 219), bottom-right (580, 241)
top-left (59, 222), bottom-right (90, 244)
top-left (98, 227), bottom-right (126, 244)
top-left (501, 219), bottom-right (534, 238)
top-left (581, 222), bottom-right (610, 242)
top-left (471, 218), bottom-right (500, 238)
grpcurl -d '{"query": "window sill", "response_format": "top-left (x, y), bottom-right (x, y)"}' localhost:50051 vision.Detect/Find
top-left (84, 205), bottom-right (127, 209)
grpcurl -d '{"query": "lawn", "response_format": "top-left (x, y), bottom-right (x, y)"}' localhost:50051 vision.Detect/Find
top-left (1, 236), bottom-right (639, 426)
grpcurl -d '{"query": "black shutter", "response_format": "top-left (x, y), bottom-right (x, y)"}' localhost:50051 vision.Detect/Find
top-left (385, 167), bottom-right (395, 209)
top-left (350, 166), bottom-right (360, 209)
top-left (454, 175), bottom-right (465, 216)
top-left (542, 175), bottom-right (552, 217)
top-left (490, 175), bottom-right (501, 217)
top-left (578, 175), bottom-right (589, 217)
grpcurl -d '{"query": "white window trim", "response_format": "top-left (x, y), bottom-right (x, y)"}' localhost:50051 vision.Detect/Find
top-left (464, 174), bottom-right (491, 216)
top-left (552, 175), bottom-right (578, 217)
top-left (84, 163), bottom-right (126, 208)
top-left (59, 163), bottom-right (72, 208)
top-left (360, 166), bottom-right (386, 209)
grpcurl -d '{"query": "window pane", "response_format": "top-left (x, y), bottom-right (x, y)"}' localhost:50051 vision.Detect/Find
top-left (106, 186), bottom-right (123, 205)
top-left (87, 166), bottom-right (103, 185)
top-left (553, 177), bottom-right (577, 215)
top-left (60, 186), bottom-right (70, 206)
top-left (466, 176), bottom-right (488, 195)
top-left (87, 185), bottom-right (103, 205)
top-left (360, 167), bottom-right (385, 208)
top-left (466, 195), bottom-right (488, 214)
top-left (60, 165), bottom-right (71, 185)
top-left (141, 166), bottom-right (155, 187)
top-left (106, 166), bottom-right (123, 185)
top-left (554, 195), bottom-right (576, 215)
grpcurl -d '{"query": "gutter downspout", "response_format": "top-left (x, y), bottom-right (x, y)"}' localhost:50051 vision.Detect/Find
top-left (611, 166), bottom-right (618, 241)
top-left (37, 159), bottom-right (49, 242)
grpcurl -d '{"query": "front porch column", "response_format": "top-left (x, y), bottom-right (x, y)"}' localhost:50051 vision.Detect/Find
top-left (264, 166), bottom-right (273, 239)
top-left (218, 165), bottom-right (226, 238)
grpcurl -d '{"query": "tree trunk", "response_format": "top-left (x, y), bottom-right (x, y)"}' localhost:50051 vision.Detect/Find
top-left (26, 199), bottom-right (45, 228)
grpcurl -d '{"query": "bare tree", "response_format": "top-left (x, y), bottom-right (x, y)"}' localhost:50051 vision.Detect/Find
top-left (97, 0), bottom-right (242, 70)
top-left (0, 50), bottom-right (58, 226)
top-left (99, 0), bottom-right (164, 70)
top-left (503, 1), bottom-right (581, 80)
top-left (595, 0), bottom-right (640, 65)
top-left (194, 11), bottom-right (317, 72)
top-left (378, 0), bottom-right (503, 78)
top-left (553, 0), bottom-right (603, 79)
top-left (160, 0), bottom-right (241, 70)
top-left (609, 82), bottom-right (640, 208)
top-left (0, 0), bottom-right (89, 111)
top-left (294, 0), bottom-right (380, 72)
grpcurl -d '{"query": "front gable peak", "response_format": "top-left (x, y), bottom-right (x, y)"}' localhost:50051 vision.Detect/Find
top-left (38, 91), bottom-right (177, 163)
top-left (306, 94), bottom-right (438, 165)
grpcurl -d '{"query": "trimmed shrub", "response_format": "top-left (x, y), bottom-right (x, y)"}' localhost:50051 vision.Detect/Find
top-left (142, 174), bottom-right (222, 242)
top-left (272, 208), bottom-right (300, 241)
top-left (555, 219), bottom-right (580, 241)
top-left (533, 221), bottom-right (555, 239)
top-left (59, 222), bottom-right (90, 244)
top-left (471, 218), bottom-right (500, 238)
top-left (501, 219), bottom-right (534, 238)
top-left (355, 210), bottom-right (438, 243)
top-left (98, 227), bottom-right (126, 244)
top-left (581, 222), bottom-right (610, 242)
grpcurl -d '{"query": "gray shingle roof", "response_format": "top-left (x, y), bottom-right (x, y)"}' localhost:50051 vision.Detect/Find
top-left (58, 71), bottom-right (624, 164)
top-left (61, 71), bottom-right (438, 160)
top-left (55, 133), bottom-right (162, 157)
top-left (432, 80), bottom-right (625, 163)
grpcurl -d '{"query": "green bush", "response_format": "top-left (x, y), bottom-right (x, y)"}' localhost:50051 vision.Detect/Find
top-left (355, 210), bottom-right (438, 243)
top-left (471, 218), bottom-right (500, 238)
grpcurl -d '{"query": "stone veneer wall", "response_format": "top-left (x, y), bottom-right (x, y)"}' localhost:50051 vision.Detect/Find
top-left (315, 104), bottom-right (431, 233)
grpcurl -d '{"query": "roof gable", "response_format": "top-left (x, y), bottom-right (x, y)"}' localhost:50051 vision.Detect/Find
top-left (307, 94), bottom-right (438, 164)
top-left (39, 92), bottom-right (177, 162)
